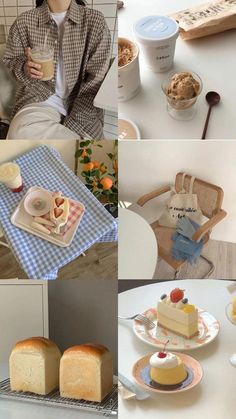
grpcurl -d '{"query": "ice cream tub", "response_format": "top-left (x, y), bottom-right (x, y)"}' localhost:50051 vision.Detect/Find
top-left (0, 162), bottom-right (23, 192)
top-left (118, 37), bottom-right (141, 102)
top-left (134, 16), bottom-right (179, 73)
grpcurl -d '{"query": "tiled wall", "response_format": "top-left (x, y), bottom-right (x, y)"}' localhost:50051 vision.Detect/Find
top-left (0, 1), bottom-right (117, 55)
top-left (0, 0), bottom-right (117, 139)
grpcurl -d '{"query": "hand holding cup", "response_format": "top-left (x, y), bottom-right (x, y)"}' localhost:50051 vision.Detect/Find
top-left (24, 47), bottom-right (43, 80)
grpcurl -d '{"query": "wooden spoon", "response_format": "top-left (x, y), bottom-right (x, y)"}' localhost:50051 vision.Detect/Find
top-left (201, 91), bottom-right (220, 140)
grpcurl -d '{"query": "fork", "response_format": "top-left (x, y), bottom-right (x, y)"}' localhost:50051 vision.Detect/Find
top-left (118, 314), bottom-right (155, 329)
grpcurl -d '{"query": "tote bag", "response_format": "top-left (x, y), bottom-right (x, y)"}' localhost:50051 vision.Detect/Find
top-left (158, 173), bottom-right (203, 228)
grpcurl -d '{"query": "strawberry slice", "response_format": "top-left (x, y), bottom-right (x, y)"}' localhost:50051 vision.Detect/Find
top-left (55, 197), bottom-right (65, 207)
top-left (54, 208), bottom-right (63, 218)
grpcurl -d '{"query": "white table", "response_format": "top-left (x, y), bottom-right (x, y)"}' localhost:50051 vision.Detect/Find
top-left (119, 279), bottom-right (236, 419)
top-left (118, 208), bottom-right (158, 279)
top-left (118, 0), bottom-right (236, 139)
top-left (0, 363), bottom-right (106, 419)
top-left (94, 58), bottom-right (118, 113)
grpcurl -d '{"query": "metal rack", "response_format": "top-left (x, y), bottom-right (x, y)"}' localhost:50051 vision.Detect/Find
top-left (0, 379), bottom-right (118, 417)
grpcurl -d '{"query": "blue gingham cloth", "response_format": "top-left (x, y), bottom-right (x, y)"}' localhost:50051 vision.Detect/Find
top-left (0, 146), bottom-right (118, 279)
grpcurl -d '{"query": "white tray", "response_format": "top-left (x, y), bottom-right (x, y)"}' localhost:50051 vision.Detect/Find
top-left (11, 186), bottom-right (85, 248)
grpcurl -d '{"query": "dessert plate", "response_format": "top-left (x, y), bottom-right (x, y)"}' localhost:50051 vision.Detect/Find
top-left (133, 307), bottom-right (219, 351)
top-left (225, 303), bottom-right (236, 325)
top-left (11, 186), bottom-right (85, 247)
top-left (132, 352), bottom-right (203, 394)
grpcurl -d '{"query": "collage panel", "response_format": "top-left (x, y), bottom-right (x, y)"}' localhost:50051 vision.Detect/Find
top-left (118, 0), bottom-right (236, 140)
top-left (119, 140), bottom-right (236, 280)
top-left (0, 139), bottom-right (118, 280)
top-left (0, 278), bottom-right (117, 418)
top-left (0, 0), bottom-right (117, 140)
top-left (118, 279), bottom-right (236, 419)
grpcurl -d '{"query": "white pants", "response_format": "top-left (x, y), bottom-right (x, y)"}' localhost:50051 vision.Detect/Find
top-left (7, 103), bottom-right (80, 140)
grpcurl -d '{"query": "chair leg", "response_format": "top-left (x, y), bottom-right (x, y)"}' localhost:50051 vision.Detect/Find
top-left (0, 240), bottom-right (9, 249)
top-left (199, 254), bottom-right (215, 278)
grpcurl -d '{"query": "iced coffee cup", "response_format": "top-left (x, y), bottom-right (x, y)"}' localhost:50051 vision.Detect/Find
top-left (118, 38), bottom-right (141, 102)
top-left (134, 16), bottom-right (179, 73)
top-left (0, 162), bottom-right (23, 192)
top-left (30, 46), bottom-right (54, 81)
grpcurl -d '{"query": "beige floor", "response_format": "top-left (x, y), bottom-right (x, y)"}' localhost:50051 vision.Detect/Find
top-left (154, 239), bottom-right (236, 280)
top-left (0, 240), bottom-right (117, 280)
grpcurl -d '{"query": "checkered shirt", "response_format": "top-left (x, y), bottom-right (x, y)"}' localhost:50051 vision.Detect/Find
top-left (3, 0), bottom-right (112, 139)
top-left (0, 146), bottom-right (117, 279)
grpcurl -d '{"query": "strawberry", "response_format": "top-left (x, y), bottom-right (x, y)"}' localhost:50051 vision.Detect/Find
top-left (55, 197), bottom-right (65, 207)
top-left (54, 208), bottom-right (63, 218)
top-left (170, 288), bottom-right (184, 303)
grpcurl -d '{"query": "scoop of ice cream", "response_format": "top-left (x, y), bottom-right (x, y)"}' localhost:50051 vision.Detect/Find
top-left (167, 72), bottom-right (200, 101)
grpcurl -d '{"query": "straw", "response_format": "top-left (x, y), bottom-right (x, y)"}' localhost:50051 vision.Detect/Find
top-left (43, 28), bottom-right (50, 51)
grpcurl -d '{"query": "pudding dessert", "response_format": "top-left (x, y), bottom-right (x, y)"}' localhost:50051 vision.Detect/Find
top-left (157, 288), bottom-right (199, 338)
top-left (231, 296), bottom-right (236, 321)
top-left (165, 72), bottom-right (201, 110)
top-left (150, 350), bottom-right (187, 385)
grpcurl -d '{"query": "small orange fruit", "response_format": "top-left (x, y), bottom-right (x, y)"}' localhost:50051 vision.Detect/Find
top-left (81, 148), bottom-right (87, 158)
top-left (100, 165), bottom-right (107, 174)
top-left (100, 177), bottom-right (113, 190)
top-left (93, 161), bottom-right (100, 169)
top-left (83, 162), bottom-right (94, 171)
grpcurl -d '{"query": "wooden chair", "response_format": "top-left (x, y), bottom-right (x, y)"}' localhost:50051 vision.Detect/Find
top-left (137, 172), bottom-right (227, 279)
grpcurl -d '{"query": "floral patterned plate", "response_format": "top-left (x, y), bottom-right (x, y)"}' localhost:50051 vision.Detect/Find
top-left (132, 352), bottom-right (203, 394)
top-left (133, 307), bottom-right (219, 351)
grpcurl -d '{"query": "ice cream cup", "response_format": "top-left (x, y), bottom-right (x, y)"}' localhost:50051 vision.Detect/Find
top-left (134, 16), bottom-right (179, 73)
top-left (118, 118), bottom-right (141, 140)
top-left (0, 162), bottom-right (23, 192)
top-left (118, 37), bottom-right (141, 102)
top-left (30, 46), bottom-right (54, 81)
top-left (162, 71), bottom-right (203, 120)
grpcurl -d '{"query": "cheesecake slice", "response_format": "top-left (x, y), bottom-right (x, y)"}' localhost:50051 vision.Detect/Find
top-left (157, 288), bottom-right (199, 339)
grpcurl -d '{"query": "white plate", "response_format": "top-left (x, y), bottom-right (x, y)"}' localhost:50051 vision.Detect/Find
top-left (11, 186), bottom-right (85, 248)
top-left (133, 307), bottom-right (220, 351)
top-left (132, 352), bottom-right (203, 394)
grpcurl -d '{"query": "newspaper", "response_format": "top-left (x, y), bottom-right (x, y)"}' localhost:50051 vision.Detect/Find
top-left (171, 0), bottom-right (236, 40)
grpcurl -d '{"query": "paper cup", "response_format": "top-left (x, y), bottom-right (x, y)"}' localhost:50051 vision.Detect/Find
top-left (118, 118), bottom-right (141, 140)
top-left (134, 16), bottom-right (179, 73)
top-left (0, 162), bottom-right (23, 192)
top-left (118, 38), bottom-right (141, 102)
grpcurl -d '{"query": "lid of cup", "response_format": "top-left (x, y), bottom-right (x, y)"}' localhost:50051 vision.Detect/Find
top-left (0, 162), bottom-right (20, 181)
top-left (134, 16), bottom-right (179, 43)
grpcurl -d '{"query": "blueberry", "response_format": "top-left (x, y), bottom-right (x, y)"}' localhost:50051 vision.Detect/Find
top-left (182, 298), bottom-right (188, 304)
top-left (160, 294), bottom-right (167, 300)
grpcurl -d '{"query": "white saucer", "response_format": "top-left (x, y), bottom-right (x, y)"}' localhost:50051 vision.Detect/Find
top-left (24, 189), bottom-right (52, 216)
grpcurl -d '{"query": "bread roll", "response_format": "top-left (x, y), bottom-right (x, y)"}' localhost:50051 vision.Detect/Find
top-left (60, 343), bottom-right (113, 402)
top-left (10, 337), bottom-right (61, 395)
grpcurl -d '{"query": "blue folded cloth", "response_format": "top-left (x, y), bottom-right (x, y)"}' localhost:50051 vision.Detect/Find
top-left (171, 217), bottom-right (204, 263)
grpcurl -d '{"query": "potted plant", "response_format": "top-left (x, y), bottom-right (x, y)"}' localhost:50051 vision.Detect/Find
top-left (75, 140), bottom-right (118, 218)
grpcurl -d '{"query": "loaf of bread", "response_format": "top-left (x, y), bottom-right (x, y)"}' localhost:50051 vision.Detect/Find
top-left (10, 337), bottom-right (61, 395)
top-left (60, 343), bottom-right (113, 402)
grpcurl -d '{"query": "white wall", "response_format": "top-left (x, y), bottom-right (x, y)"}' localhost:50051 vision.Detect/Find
top-left (119, 140), bottom-right (236, 243)
top-left (0, 140), bottom-right (76, 170)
